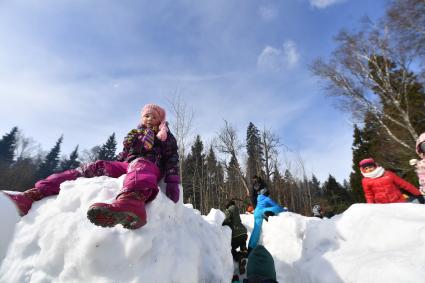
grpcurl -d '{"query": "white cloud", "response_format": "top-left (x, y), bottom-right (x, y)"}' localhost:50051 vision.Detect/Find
top-left (309, 0), bottom-right (344, 9)
top-left (257, 46), bottom-right (283, 71)
top-left (257, 40), bottom-right (300, 71)
top-left (258, 5), bottom-right (278, 22)
top-left (283, 40), bottom-right (300, 67)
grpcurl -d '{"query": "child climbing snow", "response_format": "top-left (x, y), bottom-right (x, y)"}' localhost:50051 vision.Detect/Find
top-left (247, 188), bottom-right (286, 253)
top-left (1, 103), bottom-right (180, 229)
top-left (359, 158), bottom-right (422, 204)
top-left (222, 199), bottom-right (248, 274)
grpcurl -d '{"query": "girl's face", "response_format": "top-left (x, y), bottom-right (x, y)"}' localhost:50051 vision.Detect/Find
top-left (142, 112), bottom-right (160, 128)
top-left (362, 165), bottom-right (376, 173)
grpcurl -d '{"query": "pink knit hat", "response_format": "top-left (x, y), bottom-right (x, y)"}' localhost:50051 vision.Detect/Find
top-left (140, 104), bottom-right (168, 141)
top-left (359, 158), bottom-right (376, 168)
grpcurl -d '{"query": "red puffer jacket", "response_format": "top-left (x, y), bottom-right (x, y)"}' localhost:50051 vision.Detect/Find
top-left (362, 171), bottom-right (421, 203)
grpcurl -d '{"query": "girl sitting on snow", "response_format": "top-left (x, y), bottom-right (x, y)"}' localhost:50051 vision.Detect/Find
top-left (410, 133), bottom-right (425, 195)
top-left (247, 188), bottom-right (286, 253)
top-left (359, 158), bottom-right (423, 204)
top-left (1, 103), bottom-right (180, 229)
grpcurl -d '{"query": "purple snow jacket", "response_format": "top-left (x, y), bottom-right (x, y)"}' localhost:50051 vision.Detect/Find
top-left (116, 126), bottom-right (180, 180)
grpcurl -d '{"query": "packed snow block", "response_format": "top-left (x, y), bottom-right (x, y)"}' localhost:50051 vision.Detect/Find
top-left (0, 176), bottom-right (233, 283)
top-left (0, 192), bottom-right (20, 264)
top-left (245, 204), bottom-right (425, 283)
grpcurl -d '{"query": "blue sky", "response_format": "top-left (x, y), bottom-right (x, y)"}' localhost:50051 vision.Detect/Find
top-left (0, 0), bottom-right (389, 182)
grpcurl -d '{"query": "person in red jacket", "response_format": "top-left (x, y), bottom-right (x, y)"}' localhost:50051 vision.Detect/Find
top-left (360, 158), bottom-right (423, 204)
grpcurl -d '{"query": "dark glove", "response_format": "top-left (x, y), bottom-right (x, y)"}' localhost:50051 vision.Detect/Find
top-left (165, 175), bottom-right (180, 203)
top-left (417, 195), bottom-right (425, 204)
top-left (263, 211), bottom-right (275, 222)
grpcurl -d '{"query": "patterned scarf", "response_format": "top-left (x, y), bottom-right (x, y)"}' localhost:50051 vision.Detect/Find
top-left (141, 127), bottom-right (156, 151)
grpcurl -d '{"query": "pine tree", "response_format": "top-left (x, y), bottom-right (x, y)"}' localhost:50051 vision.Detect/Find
top-left (182, 135), bottom-right (205, 211)
top-left (98, 133), bottom-right (117, 161)
top-left (246, 122), bottom-right (264, 182)
top-left (205, 146), bottom-right (219, 208)
top-left (349, 125), bottom-right (369, 203)
top-left (0, 127), bottom-right (18, 166)
top-left (38, 136), bottom-right (63, 179)
top-left (323, 174), bottom-right (351, 214)
top-left (310, 174), bottom-right (321, 198)
top-left (271, 164), bottom-right (283, 203)
top-left (59, 145), bottom-right (81, 171)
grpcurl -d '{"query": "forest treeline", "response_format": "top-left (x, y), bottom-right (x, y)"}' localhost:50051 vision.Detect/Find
top-left (1, 0), bottom-right (424, 216)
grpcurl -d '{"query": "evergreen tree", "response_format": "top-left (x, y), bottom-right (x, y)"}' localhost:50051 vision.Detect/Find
top-left (182, 135), bottom-right (205, 210)
top-left (323, 174), bottom-right (351, 214)
top-left (310, 174), bottom-right (322, 198)
top-left (59, 145), bottom-right (81, 171)
top-left (0, 127), bottom-right (18, 166)
top-left (349, 125), bottom-right (369, 203)
top-left (38, 136), bottom-right (63, 179)
top-left (98, 133), bottom-right (117, 161)
top-left (246, 122), bottom-right (264, 182)
top-left (205, 146), bottom-right (219, 208)
top-left (271, 164), bottom-right (284, 203)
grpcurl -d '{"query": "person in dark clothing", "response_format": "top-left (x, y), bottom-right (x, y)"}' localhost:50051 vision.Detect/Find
top-left (231, 245), bottom-right (278, 283)
top-left (251, 175), bottom-right (267, 208)
top-left (223, 199), bottom-right (249, 274)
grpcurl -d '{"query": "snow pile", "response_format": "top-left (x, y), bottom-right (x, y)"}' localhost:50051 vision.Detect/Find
top-left (0, 176), bottom-right (233, 283)
top-left (242, 203), bottom-right (425, 283)
top-left (3, 175), bottom-right (425, 283)
top-left (0, 192), bottom-right (20, 264)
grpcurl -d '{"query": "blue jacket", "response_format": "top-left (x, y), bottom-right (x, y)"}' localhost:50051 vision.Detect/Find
top-left (254, 194), bottom-right (285, 218)
top-left (248, 194), bottom-right (286, 249)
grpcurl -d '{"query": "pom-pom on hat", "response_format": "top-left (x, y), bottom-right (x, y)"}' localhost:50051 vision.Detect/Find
top-left (359, 158), bottom-right (376, 168)
top-left (141, 104), bottom-right (168, 141)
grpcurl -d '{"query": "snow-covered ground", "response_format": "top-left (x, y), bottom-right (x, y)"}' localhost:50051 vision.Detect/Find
top-left (2, 176), bottom-right (425, 283)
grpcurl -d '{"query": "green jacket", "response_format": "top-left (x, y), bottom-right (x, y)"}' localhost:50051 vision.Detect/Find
top-left (223, 205), bottom-right (247, 238)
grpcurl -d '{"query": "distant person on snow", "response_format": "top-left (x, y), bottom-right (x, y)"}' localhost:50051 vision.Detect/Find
top-left (248, 188), bottom-right (286, 253)
top-left (246, 204), bottom-right (254, 214)
top-left (1, 103), bottom-right (180, 229)
top-left (231, 245), bottom-right (278, 283)
top-left (222, 199), bottom-right (248, 274)
top-left (312, 204), bottom-right (323, 218)
top-left (359, 158), bottom-right (423, 204)
top-left (250, 175), bottom-right (267, 208)
top-left (410, 132), bottom-right (425, 195)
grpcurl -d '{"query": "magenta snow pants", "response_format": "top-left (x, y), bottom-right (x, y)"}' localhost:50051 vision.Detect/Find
top-left (34, 158), bottom-right (160, 202)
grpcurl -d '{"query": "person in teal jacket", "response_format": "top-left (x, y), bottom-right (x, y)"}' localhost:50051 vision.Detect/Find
top-left (248, 188), bottom-right (286, 252)
top-left (231, 245), bottom-right (278, 283)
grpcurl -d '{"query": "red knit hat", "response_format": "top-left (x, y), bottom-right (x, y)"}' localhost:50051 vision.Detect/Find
top-left (140, 104), bottom-right (168, 141)
top-left (359, 158), bottom-right (376, 168)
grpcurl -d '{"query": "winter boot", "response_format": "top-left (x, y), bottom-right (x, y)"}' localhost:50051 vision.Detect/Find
top-left (238, 257), bottom-right (247, 274)
top-left (87, 191), bottom-right (147, 229)
top-left (2, 188), bottom-right (45, 216)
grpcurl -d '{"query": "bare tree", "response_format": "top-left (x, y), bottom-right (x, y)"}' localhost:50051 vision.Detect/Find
top-left (167, 92), bottom-right (194, 178)
top-left (386, 0), bottom-right (425, 68)
top-left (14, 132), bottom-right (41, 161)
top-left (261, 127), bottom-right (281, 184)
top-left (311, 20), bottom-right (421, 153)
top-left (80, 146), bottom-right (101, 163)
top-left (216, 120), bottom-right (250, 196)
